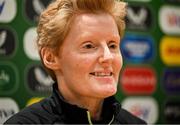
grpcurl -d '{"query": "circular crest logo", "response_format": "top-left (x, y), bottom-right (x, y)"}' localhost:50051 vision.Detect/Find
top-left (24, 0), bottom-right (52, 24)
top-left (0, 27), bottom-right (16, 58)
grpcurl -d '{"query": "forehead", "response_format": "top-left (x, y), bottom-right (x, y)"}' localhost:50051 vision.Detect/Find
top-left (70, 13), bottom-right (119, 36)
top-left (75, 13), bottom-right (113, 26)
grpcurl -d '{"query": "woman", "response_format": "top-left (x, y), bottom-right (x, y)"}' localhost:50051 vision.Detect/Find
top-left (4, 0), bottom-right (146, 124)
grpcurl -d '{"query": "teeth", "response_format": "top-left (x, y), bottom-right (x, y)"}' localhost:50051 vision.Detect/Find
top-left (93, 72), bottom-right (112, 76)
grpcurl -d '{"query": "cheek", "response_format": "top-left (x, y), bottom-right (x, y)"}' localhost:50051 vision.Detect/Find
top-left (72, 57), bottom-right (92, 71)
top-left (114, 54), bottom-right (123, 71)
top-left (79, 59), bottom-right (92, 71)
top-left (68, 58), bottom-right (92, 81)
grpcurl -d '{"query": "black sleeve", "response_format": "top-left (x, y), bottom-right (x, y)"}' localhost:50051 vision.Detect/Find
top-left (4, 113), bottom-right (36, 124)
top-left (3, 98), bottom-right (57, 124)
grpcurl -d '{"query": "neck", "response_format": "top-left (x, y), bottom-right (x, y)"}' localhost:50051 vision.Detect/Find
top-left (85, 99), bottom-right (103, 120)
top-left (57, 81), bottom-right (104, 120)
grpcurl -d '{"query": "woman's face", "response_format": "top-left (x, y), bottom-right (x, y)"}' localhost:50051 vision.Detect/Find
top-left (56, 13), bottom-right (123, 99)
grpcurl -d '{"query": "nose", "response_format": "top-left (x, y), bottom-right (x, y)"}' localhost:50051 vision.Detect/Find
top-left (99, 44), bottom-right (113, 64)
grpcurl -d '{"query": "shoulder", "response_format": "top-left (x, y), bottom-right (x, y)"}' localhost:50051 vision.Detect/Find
top-left (4, 98), bottom-right (59, 124)
top-left (115, 108), bottom-right (147, 124)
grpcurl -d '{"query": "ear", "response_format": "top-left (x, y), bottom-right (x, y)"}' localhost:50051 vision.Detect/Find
top-left (40, 47), bottom-right (61, 70)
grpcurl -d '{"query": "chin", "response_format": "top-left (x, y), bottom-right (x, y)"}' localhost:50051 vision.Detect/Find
top-left (99, 87), bottom-right (117, 98)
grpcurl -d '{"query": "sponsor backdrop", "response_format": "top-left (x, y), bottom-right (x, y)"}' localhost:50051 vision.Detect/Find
top-left (0, 0), bottom-right (180, 124)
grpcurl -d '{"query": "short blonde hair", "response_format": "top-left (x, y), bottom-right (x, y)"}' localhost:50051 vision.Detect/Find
top-left (37, 0), bottom-right (127, 81)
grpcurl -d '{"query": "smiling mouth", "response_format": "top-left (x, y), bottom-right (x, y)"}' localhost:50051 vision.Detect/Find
top-left (90, 72), bottom-right (113, 77)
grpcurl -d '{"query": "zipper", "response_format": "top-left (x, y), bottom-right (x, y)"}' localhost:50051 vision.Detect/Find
top-left (86, 111), bottom-right (114, 125)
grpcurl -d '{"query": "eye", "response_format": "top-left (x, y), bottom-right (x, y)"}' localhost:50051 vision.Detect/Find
top-left (83, 42), bottom-right (95, 49)
top-left (79, 41), bottom-right (97, 53)
top-left (109, 41), bottom-right (118, 49)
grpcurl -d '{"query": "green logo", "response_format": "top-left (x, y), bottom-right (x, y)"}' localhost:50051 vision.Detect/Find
top-left (0, 63), bottom-right (18, 94)
top-left (0, 70), bottom-right (10, 86)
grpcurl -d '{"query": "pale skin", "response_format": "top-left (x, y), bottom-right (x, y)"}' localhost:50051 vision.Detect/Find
top-left (41, 12), bottom-right (123, 120)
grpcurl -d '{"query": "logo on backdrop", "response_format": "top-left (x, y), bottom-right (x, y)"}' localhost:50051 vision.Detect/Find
top-left (122, 97), bottom-right (158, 124)
top-left (0, 27), bottom-right (16, 57)
top-left (23, 27), bottom-right (40, 60)
top-left (126, 4), bottom-right (153, 30)
top-left (0, 62), bottom-right (18, 94)
top-left (121, 34), bottom-right (155, 63)
top-left (120, 66), bottom-right (156, 94)
top-left (0, 98), bottom-right (19, 123)
top-left (164, 99), bottom-right (180, 124)
top-left (159, 5), bottom-right (180, 35)
top-left (0, 0), bottom-right (17, 23)
top-left (26, 64), bottom-right (54, 94)
top-left (160, 36), bottom-right (180, 66)
top-left (24, 0), bottom-right (52, 23)
top-left (162, 68), bottom-right (180, 94)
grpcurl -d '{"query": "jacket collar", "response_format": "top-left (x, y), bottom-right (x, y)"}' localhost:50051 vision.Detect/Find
top-left (51, 83), bottom-right (121, 124)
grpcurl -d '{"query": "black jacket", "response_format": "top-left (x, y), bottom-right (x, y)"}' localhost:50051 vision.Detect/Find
top-left (4, 83), bottom-right (146, 124)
